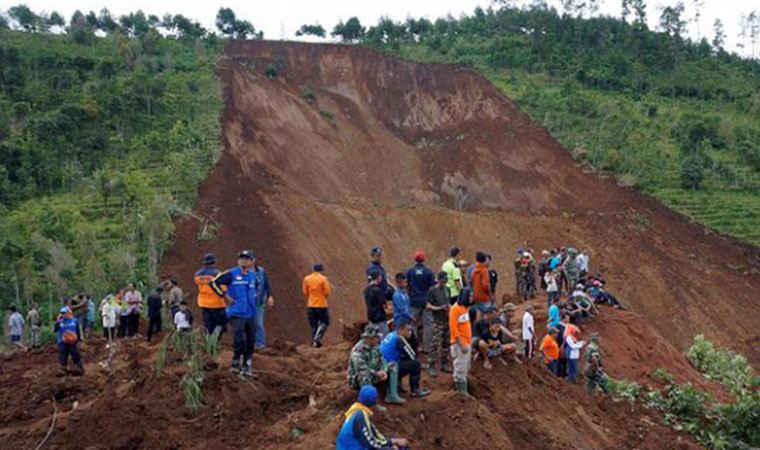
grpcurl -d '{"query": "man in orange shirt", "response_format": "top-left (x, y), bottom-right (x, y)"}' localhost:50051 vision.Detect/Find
top-left (195, 253), bottom-right (226, 339)
top-left (540, 327), bottom-right (560, 376)
top-left (449, 287), bottom-right (473, 396)
top-left (302, 263), bottom-right (333, 348)
top-left (471, 252), bottom-right (493, 315)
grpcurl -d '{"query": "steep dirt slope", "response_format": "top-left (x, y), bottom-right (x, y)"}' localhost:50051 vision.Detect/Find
top-left (164, 41), bottom-right (760, 363)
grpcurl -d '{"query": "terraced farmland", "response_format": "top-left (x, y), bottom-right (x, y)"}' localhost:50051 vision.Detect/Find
top-left (654, 188), bottom-right (760, 246)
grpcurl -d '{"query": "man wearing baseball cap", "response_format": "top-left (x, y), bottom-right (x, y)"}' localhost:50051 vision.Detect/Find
top-left (54, 306), bottom-right (84, 375)
top-left (366, 246), bottom-right (393, 300)
top-left (210, 250), bottom-right (258, 376)
top-left (406, 250), bottom-right (435, 354)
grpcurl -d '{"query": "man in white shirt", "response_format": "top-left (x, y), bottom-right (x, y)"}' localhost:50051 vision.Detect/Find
top-left (565, 329), bottom-right (585, 382)
top-left (522, 306), bottom-right (535, 359)
top-left (174, 301), bottom-right (194, 332)
top-left (576, 251), bottom-right (589, 277)
top-left (100, 295), bottom-right (120, 344)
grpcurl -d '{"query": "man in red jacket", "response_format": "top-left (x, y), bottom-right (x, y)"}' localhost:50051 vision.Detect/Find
top-left (471, 252), bottom-right (493, 315)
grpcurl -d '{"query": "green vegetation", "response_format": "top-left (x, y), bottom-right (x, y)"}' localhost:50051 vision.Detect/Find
top-left (155, 329), bottom-right (210, 411)
top-left (0, 7), bottom-right (234, 343)
top-left (609, 337), bottom-right (760, 449)
top-left (326, 4), bottom-right (760, 245)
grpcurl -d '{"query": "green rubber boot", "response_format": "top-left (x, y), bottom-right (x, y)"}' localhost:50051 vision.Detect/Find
top-left (385, 368), bottom-right (406, 404)
top-left (455, 380), bottom-right (473, 398)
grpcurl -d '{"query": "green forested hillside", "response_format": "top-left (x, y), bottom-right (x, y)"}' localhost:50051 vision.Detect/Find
top-left (0, 24), bottom-right (222, 321)
top-left (343, 5), bottom-right (760, 245)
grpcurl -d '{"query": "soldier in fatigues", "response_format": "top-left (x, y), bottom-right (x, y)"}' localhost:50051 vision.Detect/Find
top-left (425, 272), bottom-right (452, 377)
top-left (563, 248), bottom-right (581, 293)
top-left (584, 333), bottom-right (610, 395)
top-left (347, 324), bottom-right (389, 390)
top-left (518, 252), bottom-right (536, 300)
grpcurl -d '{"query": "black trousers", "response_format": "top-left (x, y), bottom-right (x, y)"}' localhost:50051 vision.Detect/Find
top-left (202, 308), bottom-right (228, 336)
top-left (118, 316), bottom-right (129, 337)
top-left (128, 312), bottom-right (140, 336)
top-left (147, 314), bottom-right (162, 341)
top-left (58, 344), bottom-right (82, 368)
top-left (398, 359), bottom-right (421, 390)
top-left (103, 326), bottom-right (116, 340)
top-left (229, 316), bottom-right (256, 366)
top-left (307, 307), bottom-right (330, 342)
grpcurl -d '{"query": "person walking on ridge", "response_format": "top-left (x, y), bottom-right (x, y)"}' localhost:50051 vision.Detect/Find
top-left (210, 250), bottom-right (259, 377)
top-left (303, 262), bottom-right (332, 347)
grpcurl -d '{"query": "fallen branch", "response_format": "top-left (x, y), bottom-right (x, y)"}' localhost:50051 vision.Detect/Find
top-left (35, 397), bottom-right (57, 450)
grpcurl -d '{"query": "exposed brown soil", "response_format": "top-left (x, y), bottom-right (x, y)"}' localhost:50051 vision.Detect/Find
top-left (3, 40), bottom-right (758, 449)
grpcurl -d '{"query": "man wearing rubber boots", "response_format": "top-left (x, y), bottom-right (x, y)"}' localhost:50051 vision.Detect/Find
top-left (210, 250), bottom-right (258, 377)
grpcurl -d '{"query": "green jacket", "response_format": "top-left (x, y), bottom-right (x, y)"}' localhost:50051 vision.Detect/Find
top-left (347, 339), bottom-right (387, 389)
top-left (585, 342), bottom-right (602, 372)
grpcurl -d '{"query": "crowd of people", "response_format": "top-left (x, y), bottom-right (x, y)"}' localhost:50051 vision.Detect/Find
top-left (5, 242), bottom-right (620, 449)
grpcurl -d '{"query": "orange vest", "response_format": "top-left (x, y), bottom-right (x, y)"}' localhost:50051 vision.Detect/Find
top-left (195, 268), bottom-right (225, 309)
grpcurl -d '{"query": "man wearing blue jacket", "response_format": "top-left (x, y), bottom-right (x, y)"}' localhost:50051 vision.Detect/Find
top-left (379, 322), bottom-right (431, 403)
top-left (210, 250), bottom-right (258, 377)
top-left (54, 306), bottom-right (84, 375)
top-left (405, 251), bottom-right (435, 353)
top-left (391, 273), bottom-right (413, 332)
top-left (336, 385), bottom-right (409, 450)
top-left (366, 247), bottom-right (393, 300)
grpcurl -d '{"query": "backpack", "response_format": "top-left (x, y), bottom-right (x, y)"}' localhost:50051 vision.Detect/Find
top-left (62, 329), bottom-right (78, 345)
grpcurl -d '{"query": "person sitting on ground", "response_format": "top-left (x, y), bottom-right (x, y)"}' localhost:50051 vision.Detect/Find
top-left (522, 305), bottom-right (535, 360)
top-left (571, 285), bottom-right (598, 317)
top-left (379, 321), bottom-right (431, 403)
top-left (336, 385), bottom-right (410, 450)
top-left (539, 327), bottom-right (561, 376)
top-left (348, 324), bottom-right (388, 391)
top-left (174, 301), bottom-right (194, 332)
top-left (303, 262), bottom-right (333, 347)
top-left (54, 306), bottom-right (84, 375)
top-left (565, 297), bottom-right (585, 325)
top-left (478, 319), bottom-right (518, 369)
top-left (425, 271), bottom-right (451, 377)
top-left (565, 328), bottom-right (585, 383)
top-left (470, 307), bottom-right (490, 362)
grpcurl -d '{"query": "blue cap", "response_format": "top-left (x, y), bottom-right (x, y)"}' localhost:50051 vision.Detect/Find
top-left (358, 385), bottom-right (378, 407)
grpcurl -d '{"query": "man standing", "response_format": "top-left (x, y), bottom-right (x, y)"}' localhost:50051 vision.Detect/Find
top-left (124, 283), bottom-right (143, 338)
top-left (146, 286), bottom-right (163, 342)
top-left (563, 248), bottom-right (581, 293)
top-left (252, 257), bottom-right (274, 350)
top-left (392, 273), bottom-right (413, 338)
top-left (195, 253), bottom-right (226, 338)
top-left (565, 328), bottom-right (586, 383)
top-left (71, 292), bottom-right (89, 341)
top-left (471, 252), bottom-right (493, 315)
top-left (441, 247), bottom-right (463, 305)
top-left (347, 324), bottom-right (388, 390)
top-left (210, 250), bottom-right (258, 377)
top-left (379, 322), bottom-right (431, 403)
top-left (7, 306), bottom-right (26, 350)
top-left (366, 247), bottom-right (392, 300)
top-left (585, 333), bottom-right (610, 395)
top-left (487, 254), bottom-right (499, 307)
top-left (302, 263), bottom-right (332, 347)
top-left (364, 269), bottom-right (389, 337)
top-left (54, 306), bottom-right (84, 375)
top-left (540, 327), bottom-right (561, 376)
top-left (101, 294), bottom-right (119, 345)
top-left (522, 305), bottom-right (535, 360)
top-left (548, 296), bottom-right (561, 331)
top-left (449, 288), bottom-right (473, 396)
top-left (577, 250), bottom-right (589, 278)
top-left (406, 251), bottom-right (435, 354)
top-left (26, 304), bottom-right (42, 349)
top-left (425, 272), bottom-right (451, 377)
top-left (167, 277), bottom-right (184, 320)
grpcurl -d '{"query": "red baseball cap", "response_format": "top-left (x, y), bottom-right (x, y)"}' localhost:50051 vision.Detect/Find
top-left (414, 250), bottom-right (426, 262)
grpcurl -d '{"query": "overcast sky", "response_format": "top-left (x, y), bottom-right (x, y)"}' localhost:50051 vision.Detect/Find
top-left (2, 0), bottom-right (759, 56)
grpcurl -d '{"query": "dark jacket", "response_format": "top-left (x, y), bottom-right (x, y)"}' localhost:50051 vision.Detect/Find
top-left (366, 261), bottom-right (393, 299)
top-left (406, 262), bottom-right (435, 308)
top-left (364, 284), bottom-right (386, 324)
top-left (147, 293), bottom-right (162, 318)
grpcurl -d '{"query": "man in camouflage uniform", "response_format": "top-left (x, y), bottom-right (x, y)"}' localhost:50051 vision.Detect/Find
top-left (348, 324), bottom-right (388, 390)
top-left (518, 252), bottom-right (536, 300)
top-left (584, 333), bottom-right (610, 395)
top-left (425, 272), bottom-right (451, 377)
top-left (563, 248), bottom-right (580, 293)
